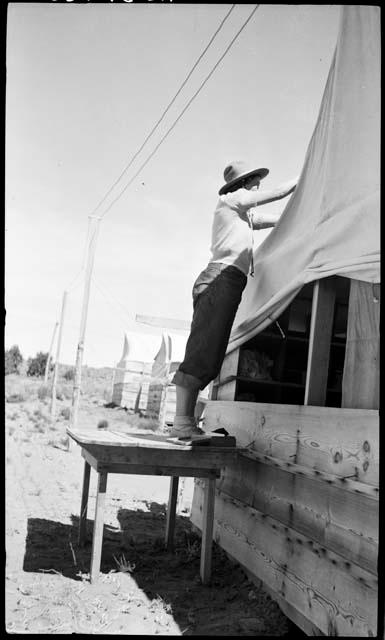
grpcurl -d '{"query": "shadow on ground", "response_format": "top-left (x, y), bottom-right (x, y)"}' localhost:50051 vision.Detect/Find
top-left (23, 504), bottom-right (303, 636)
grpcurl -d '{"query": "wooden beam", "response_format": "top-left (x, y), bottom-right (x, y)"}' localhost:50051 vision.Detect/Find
top-left (90, 471), bottom-right (108, 583)
top-left (304, 278), bottom-right (336, 406)
top-left (82, 443), bottom-right (237, 471)
top-left (342, 280), bottom-right (380, 409)
top-left (200, 477), bottom-right (216, 585)
top-left (80, 448), bottom-right (223, 478)
top-left (78, 460), bottom-right (91, 546)
top-left (218, 349), bottom-right (240, 383)
top-left (213, 350), bottom-right (240, 400)
top-left (165, 477), bottom-right (179, 551)
top-left (135, 314), bottom-right (191, 332)
top-left (81, 448), bottom-right (99, 471)
top-left (96, 463), bottom-right (220, 478)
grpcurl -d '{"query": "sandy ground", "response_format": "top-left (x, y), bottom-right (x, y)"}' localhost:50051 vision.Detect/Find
top-left (5, 372), bottom-right (301, 635)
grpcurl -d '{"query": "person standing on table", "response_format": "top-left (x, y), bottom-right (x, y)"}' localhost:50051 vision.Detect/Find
top-left (170, 160), bottom-right (298, 439)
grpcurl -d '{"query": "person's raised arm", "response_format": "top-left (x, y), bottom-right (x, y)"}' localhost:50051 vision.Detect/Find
top-left (221, 176), bottom-right (299, 212)
top-left (256, 176), bottom-right (298, 206)
top-left (251, 209), bottom-right (282, 230)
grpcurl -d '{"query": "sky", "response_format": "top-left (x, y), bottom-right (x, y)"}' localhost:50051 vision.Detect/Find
top-left (5, 2), bottom-right (341, 368)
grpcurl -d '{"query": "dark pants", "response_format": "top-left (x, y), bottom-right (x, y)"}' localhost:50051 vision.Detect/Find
top-left (172, 263), bottom-right (247, 390)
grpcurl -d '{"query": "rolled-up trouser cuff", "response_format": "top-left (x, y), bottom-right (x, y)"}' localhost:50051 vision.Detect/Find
top-left (171, 370), bottom-right (203, 391)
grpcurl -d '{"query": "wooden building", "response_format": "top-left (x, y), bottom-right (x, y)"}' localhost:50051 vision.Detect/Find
top-left (191, 277), bottom-right (379, 635)
top-left (191, 7), bottom-right (380, 636)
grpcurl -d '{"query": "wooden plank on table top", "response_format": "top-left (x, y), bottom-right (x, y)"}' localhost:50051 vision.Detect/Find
top-left (167, 435), bottom-right (237, 448)
top-left (105, 432), bottom-right (229, 449)
top-left (111, 432), bottom-right (237, 449)
top-left (68, 428), bottom-right (191, 449)
top-left (68, 428), bottom-right (237, 450)
top-left (67, 428), bottom-right (130, 445)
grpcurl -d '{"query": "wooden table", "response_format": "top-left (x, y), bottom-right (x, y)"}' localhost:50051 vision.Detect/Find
top-left (67, 428), bottom-right (237, 584)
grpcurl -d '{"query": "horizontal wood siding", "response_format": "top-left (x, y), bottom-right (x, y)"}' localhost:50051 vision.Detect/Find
top-left (202, 401), bottom-right (379, 485)
top-left (214, 455), bottom-right (378, 575)
top-left (191, 401), bottom-right (379, 636)
top-left (191, 485), bottom-right (377, 636)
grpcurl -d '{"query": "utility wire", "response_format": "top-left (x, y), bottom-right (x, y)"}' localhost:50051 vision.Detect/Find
top-left (90, 5), bottom-right (236, 217)
top-left (93, 277), bottom-right (135, 328)
top-left (100, 4), bottom-right (260, 220)
top-left (60, 6), bottom-right (259, 372)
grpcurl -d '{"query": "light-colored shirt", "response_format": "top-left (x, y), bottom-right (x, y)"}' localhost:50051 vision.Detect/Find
top-left (209, 188), bottom-right (260, 277)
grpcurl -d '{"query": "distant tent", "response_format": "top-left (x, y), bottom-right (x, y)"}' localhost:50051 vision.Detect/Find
top-left (151, 332), bottom-right (188, 381)
top-left (115, 331), bottom-right (163, 364)
top-left (229, 5), bottom-right (380, 353)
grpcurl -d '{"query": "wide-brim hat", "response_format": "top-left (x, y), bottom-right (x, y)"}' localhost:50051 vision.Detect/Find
top-left (219, 160), bottom-right (269, 195)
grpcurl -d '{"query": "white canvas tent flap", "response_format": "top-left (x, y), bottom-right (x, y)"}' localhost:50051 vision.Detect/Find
top-left (116, 332), bottom-right (162, 364)
top-left (228, 6), bottom-right (380, 353)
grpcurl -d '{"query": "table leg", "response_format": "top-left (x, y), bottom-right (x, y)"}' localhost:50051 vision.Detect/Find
top-left (200, 477), bottom-right (216, 585)
top-left (90, 471), bottom-right (108, 583)
top-left (78, 460), bottom-right (91, 546)
top-left (165, 476), bottom-right (179, 551)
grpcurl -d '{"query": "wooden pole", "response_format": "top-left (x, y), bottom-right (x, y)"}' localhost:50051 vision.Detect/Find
top-left (50, 291), bottom-right (68, 417)
top-left (70, 216), bottom-right (101, 431)
top-left (44, 321), bottom-right (59, 384)
top-left (304, 278), bottom-right (336, 406)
